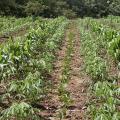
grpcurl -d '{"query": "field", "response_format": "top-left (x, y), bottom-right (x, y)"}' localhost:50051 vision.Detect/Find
top-left (0, 16), bottom-right (120, 120)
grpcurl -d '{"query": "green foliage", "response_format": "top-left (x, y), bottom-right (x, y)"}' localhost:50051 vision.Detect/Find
top-left (78, 17), bottom-right (120, 120)
top-left (0, 17), bottom-right (68, 119)
top-left (8, 72), bottom-right (45, 102)
top-left (88, 81), bottom-right (120, 120)
top-left (109, 0), bottom-right (120, 16)
top-left (89, 17), bottom-right (120, 65)
top-left (25, 0), bottom-right (46, 16)
top-left (58, 31), bottom-right (74, 119)
top-left (109, 35), bottom-right (120, 61)
top-left (1, 0), bottom-right (120, 17)
top-left (80, 28), bottom-right (108, 81)
top-left (0, 17), bottom-right (32, 36)
top-left (0, 102), bottom-right (39, 120)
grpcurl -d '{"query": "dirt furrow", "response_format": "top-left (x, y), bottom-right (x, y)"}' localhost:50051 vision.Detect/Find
top-left (39, 27), bottom-right (70, 119)
top-left (39, 21), bottom-right (90, 120)
top-left (66, 21), bottom-right (90, 120)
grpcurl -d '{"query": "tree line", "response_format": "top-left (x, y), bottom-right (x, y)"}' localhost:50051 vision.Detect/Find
top-left (0, 0), bottom-right (120, 18)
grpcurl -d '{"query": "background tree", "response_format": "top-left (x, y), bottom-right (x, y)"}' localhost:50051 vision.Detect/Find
top-left (0, 0), bottom-right (16, 15)
top-left (25, 0), bottom-right (46, 16)
top-left (85, 0), bottom-right (111, 17)
top-left (109, 0), bottom-right (120, 16)
top-left (0, 0), bottom-right (120, 18)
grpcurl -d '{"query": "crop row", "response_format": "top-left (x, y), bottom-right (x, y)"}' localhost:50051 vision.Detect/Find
top-left (89, 19), bottom-right (120, 67)
top-left (0, 16), bottom-right (33, 36)
top-left (0, 17), bottom-right (68, 120)
top-left (58, 29), bottom-right (75, 119)
top-left (78, 18), bottom-right (120, 120)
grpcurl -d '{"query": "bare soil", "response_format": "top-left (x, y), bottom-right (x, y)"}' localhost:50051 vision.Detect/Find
top-left (39, 21), bottom-right (90, 120)
top-left (65, 21), bottom-right (90, 120)
top-left (38, 25), bottom-right (69, 119)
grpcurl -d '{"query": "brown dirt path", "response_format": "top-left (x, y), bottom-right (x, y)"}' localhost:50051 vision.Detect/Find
top-left (65, 21), bottom-right (90, 120)
top-left (39, 21), bottom-right (90, 120)
top-left (38, 24), bottom-right (70, 119)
